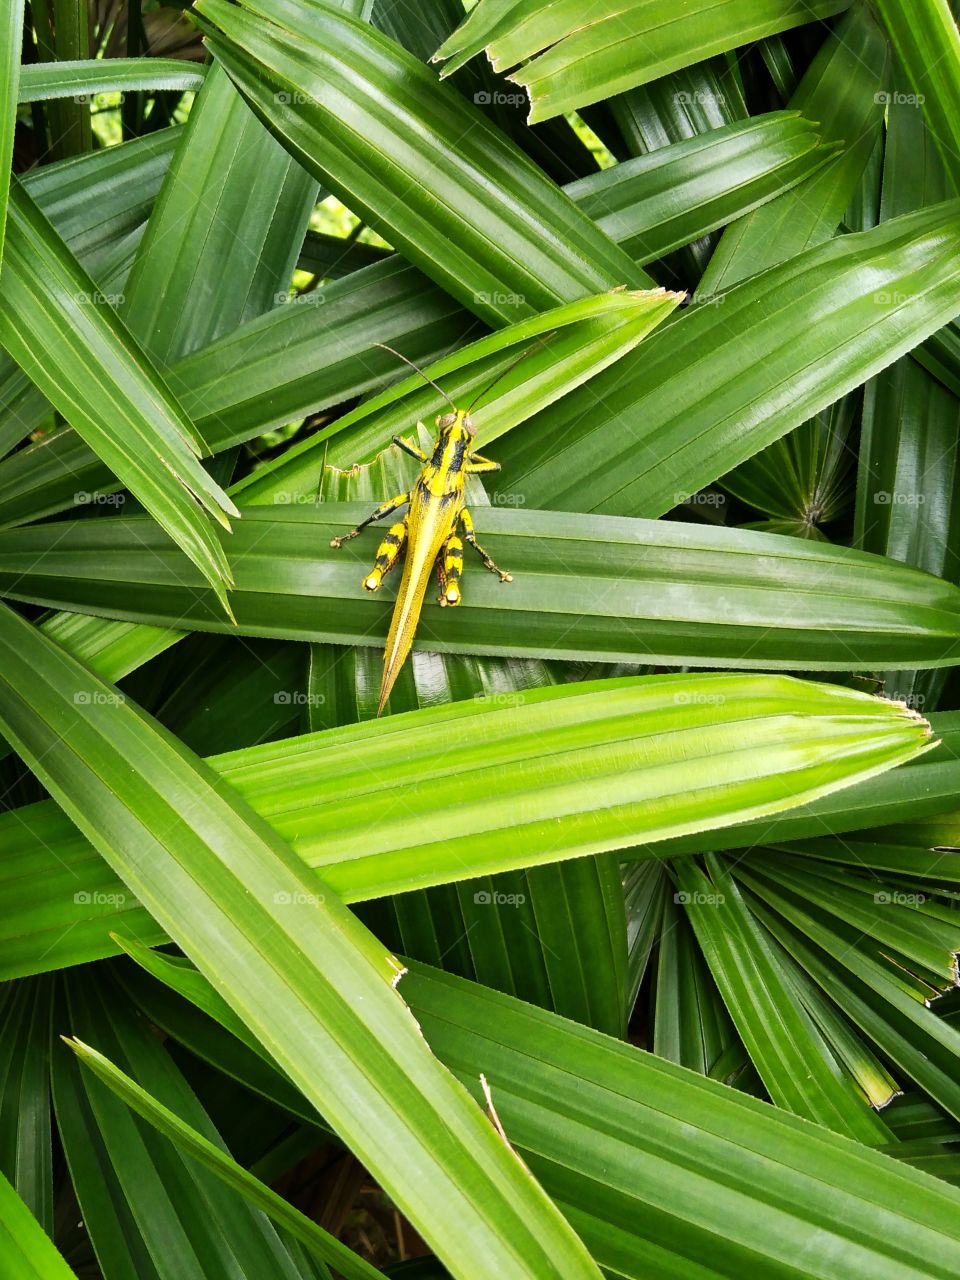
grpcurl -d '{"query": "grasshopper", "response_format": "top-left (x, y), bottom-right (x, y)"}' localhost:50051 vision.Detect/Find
top-left (330, 343), bottom-right (537, 717)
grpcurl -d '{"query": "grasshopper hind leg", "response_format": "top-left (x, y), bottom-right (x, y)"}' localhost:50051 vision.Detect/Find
top-left (437, 531), bottom-right (464, 606)
top-left (363, 518), bottom-right (408, 591)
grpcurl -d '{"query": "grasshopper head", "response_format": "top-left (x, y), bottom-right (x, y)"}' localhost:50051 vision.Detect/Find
top-left (436, 409), bottom-right (475, 437)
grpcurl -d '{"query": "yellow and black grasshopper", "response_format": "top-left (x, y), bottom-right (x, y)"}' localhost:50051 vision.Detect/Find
top-left (330, 342), bottom-right (539, 717)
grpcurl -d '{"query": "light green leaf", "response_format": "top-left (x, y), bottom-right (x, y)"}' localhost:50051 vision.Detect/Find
top-left (0, 1168), bottom-right (76, 1279)
top-left (0, 671), bottom-right (937, 978)
top-left (0, 184), bottom-right (237, 611)
top-left (233, 288), bottom-right (681, 500)
top-left (641, 713), bottom-right (960, 860)
top-left (66, 1036), bottom-right (383, 1280)
top-left (17, 59), bottom-right (206, 102)
top-left (432, 0), bottom-right (850, 122)
top-left (0, 599), bottom-right (601, 1280)
top-left (306, 640), bottom-right (627, 1035)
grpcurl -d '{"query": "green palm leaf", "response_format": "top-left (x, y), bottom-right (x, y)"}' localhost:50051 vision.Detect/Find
top-left (92, 943), bottom-right (960, 1280)
top-left (192, 0), bottom-right (644, 326)
top-left (496, 200), bottom-right (960, 516)
top-left (0, 598), bottom-right (602, 1280)
top-left (0, 668), bottom-right (935, 978)
top-left (52, 974), bottom-right (325, 1280)
top-left (0, 185), bottom-right (238, 610)
top-left (18, 59), bottom-right (206, 102)
top-left (1, 506), bottom-right (959, 670)
top-left (64, 1033), bottom-right (383, 1280)
top-left (5, 5), bottom-right (960, 1272)
top-left (432, 0), bottom-right (850, 122)
top-left (871, 0), bottom-right (960, 191)
top-left (0, 0), bottom-right (23, 270)
top-left (0, 1168), bottom-right (75, 1279)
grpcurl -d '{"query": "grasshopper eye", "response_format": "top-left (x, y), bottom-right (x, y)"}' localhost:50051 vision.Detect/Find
top-left (437, 412), bottom-right (457, 428)
top-left (463, 414), bottom-right (476, 436)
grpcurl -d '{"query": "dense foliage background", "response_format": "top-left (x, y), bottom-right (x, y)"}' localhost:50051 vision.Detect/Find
top-left (3, 0), bottom-right (960, 1276)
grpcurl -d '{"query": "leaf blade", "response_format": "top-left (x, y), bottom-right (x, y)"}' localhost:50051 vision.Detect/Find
top-left (0, 0), bottom-right (23, 269)
top-left (17, 59), bottom-right (206, 102)
top-left (0, 600), bottom-right (602, 1280)
top-left (191, 0), bottom-right (646, 327)
top-left (0, 185), bottom-right (237, 609)
top-left (0, 671), bottom-right (936, 977)
top-left (432, 0), bottom-right (850, 122)
top-left (1, 506), bottom-right (959, 671)
top-left (496, 200), bottom-right (960, 517)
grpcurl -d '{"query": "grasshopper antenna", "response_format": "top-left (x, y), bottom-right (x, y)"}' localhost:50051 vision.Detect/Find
top-left (467, 331), bottom-right (557, 414)
top-left (374, 342), bottom-right (458, 412)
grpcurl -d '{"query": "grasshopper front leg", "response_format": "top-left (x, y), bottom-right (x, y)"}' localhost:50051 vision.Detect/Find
top-left (329, 492), bottom-right (410, 549)
top-left (393, 434), bottom-right (429, 463)
top-left (465, 452), bottom-right (501, 475)
top-left (460, 507), bottom-right (512, 583)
